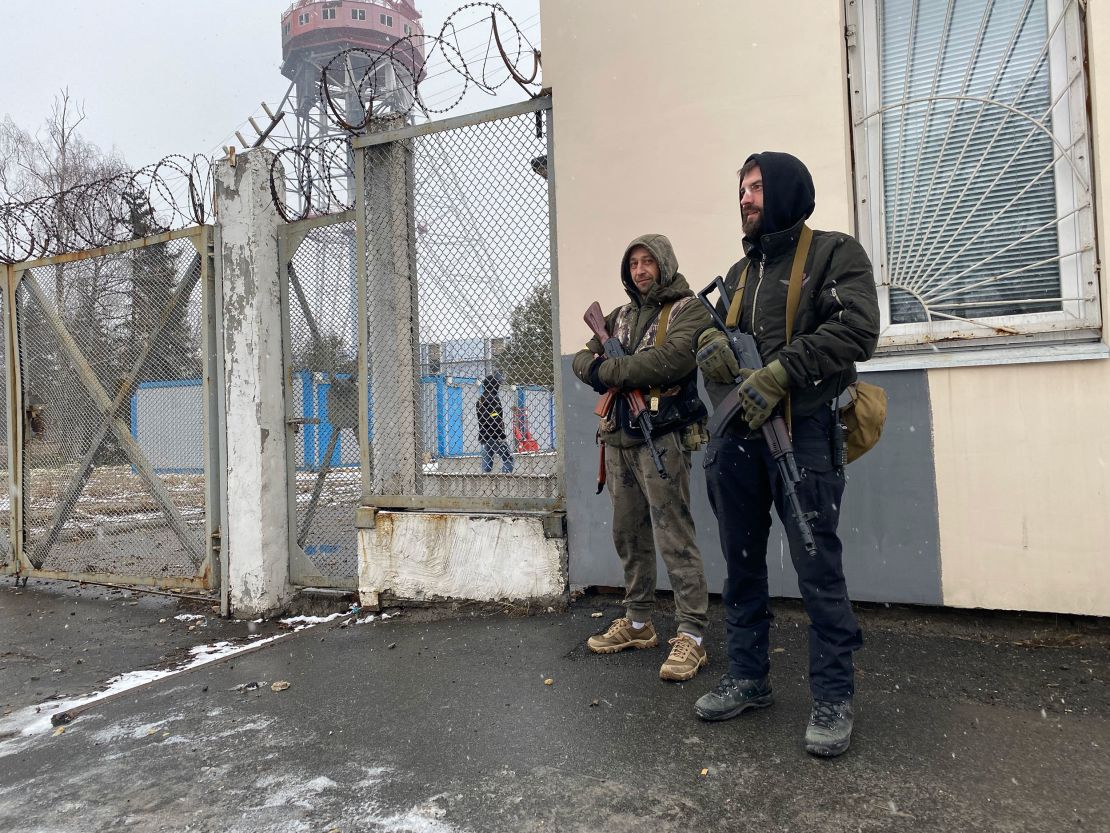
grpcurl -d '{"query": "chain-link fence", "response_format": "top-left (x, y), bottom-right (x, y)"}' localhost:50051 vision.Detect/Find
top-left (8, 228), bottom-right (217, 587)
top-left (358, 99), bottom-right (559, 509)
top-left (281, 213), bottom-right (362, 583)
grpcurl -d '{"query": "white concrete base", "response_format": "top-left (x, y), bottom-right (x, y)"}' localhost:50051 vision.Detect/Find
top-left (359, 512), bottom-right (566, 605)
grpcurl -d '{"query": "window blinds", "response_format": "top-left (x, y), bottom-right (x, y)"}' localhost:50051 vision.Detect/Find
top-left (878, 0), bottom-right (1065, 324)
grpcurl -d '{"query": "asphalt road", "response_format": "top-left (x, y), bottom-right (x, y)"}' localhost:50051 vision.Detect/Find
top-left (0, 580), bottom-right (1107, 832)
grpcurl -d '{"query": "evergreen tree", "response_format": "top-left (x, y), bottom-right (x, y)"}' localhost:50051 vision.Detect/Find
top-left (123, 188), bottom-right (201, 383)
top-left (495, 283), bottom-right (553, 388)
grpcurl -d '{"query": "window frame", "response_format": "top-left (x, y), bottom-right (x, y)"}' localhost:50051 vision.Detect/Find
top-left (380, 13), bottom-right (393, 27)
top-left (322, 7), bottom-right (336, 20)
top-left (298, 12), bottom-right (310, 25)
top-left (353, 8), bottom-right (366, 21)
top-left (845, 0), bottom-right (1099, 355)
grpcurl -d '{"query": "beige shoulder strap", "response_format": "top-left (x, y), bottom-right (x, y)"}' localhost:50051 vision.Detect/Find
top-left (654, 301), bottom-right (677, 347)
top-left (724, 264), bottom-right (750, 329)
top-left (785, 225), bottom-right (813, 345)
top-left (783, 224), bottom-right (813, 431)
top-left (647, 301), bottom-right (677, 412)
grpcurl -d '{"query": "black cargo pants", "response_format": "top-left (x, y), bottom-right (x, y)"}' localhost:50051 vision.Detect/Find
top-left (704, 406), bottom-right (862, 702)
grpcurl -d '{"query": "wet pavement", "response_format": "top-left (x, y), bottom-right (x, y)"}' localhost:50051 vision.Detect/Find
top-left (0, 579), bottom-right (1108, 832)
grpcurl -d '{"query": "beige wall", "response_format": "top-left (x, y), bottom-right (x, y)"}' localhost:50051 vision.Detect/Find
top-left (543, 0), bottom-right (1110, 615)
top-left (931, 4), bottom-right (1110, 616)
top-left (931, 361), bottom-right (1110, 614)
top-left (541, 0), bottom-right (852, 342)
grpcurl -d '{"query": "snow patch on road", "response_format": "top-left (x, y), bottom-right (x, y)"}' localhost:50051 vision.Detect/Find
top-left (0, 615), bottom-right (345, 756)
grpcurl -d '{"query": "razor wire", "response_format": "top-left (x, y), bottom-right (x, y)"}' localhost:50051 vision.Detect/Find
top-left (0, 155), bottom-right (212, 264)
top-left (1, 4), bottom-right (543, 259)
top-left (269, 137), bottom-right (356, 223)
top-left (321, 3), bottom-right (543, 133)
top-left (268, 3), bottom-right (542, 222)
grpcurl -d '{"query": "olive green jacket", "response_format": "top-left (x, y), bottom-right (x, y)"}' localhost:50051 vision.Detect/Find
top-left (572, 234), bottom-right (710, 447)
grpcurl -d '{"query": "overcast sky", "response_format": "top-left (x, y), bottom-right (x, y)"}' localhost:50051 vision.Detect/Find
top-left (0, 0), bottom-right (541, 169)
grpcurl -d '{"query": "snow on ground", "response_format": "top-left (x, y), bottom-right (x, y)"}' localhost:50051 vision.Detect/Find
top-left (0, 613), bottom-right (362, 757)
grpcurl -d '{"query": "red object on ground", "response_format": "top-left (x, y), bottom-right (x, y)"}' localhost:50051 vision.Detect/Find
top-left (513, 406), bottom-right (541, 453)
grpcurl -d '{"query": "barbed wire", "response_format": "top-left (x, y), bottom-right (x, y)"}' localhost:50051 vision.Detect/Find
top-left (0, 155), bottom-right (212, 264)
top-left (320, 2), bottom-right (543, 132)
top-left (0, 3), bottom-right (543, 260)
top-left (267, 3), bottom-right (541, 221)
top-left (269, 136), bottom-right (355, 223)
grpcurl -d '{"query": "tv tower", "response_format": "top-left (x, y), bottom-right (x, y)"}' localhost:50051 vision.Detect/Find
top-left (279, 0), bottom-right (426, 148)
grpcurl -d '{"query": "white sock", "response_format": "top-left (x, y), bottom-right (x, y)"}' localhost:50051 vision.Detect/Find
top-left (680, 632), bottom-right (703, 646)
top-left (631, 620), bottom-right (647, 630)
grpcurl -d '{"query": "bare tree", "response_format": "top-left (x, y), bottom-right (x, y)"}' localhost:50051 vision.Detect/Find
top-left (2, 90), bottom-right (130, 303)
top-left (0, 89), bottom-right (126, 202)
top-left (1, 91), bottom-right (135, 462)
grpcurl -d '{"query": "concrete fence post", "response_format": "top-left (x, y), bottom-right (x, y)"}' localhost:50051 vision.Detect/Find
top-left (363, 119), bottom-right (421, 495)
top-left (214, 150), bottom-right (291, 617)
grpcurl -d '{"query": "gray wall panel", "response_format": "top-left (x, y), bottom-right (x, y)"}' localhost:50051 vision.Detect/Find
top-left (563, 357), bottom-right (942, 606)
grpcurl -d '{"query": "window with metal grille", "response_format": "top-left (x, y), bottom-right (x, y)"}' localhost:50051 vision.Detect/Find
top-left (847, 0), bottom-right (1096, 352)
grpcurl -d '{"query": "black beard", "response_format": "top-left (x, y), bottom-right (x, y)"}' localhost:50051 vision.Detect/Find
top-left (742, 214), bottom-right (762, 238)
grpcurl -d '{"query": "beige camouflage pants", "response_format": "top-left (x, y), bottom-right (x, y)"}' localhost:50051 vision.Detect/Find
top-left (605, 430), bottom-right (709, 639)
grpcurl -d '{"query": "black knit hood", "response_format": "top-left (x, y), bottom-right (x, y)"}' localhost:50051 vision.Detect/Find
top-left (741, 151), bottom-right (815, 240)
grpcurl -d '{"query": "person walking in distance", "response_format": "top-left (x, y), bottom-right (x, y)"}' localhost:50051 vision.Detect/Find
top-left (476, 374), bottom-right (513, 474)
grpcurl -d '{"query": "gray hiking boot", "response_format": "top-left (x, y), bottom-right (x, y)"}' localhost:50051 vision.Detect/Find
top-left (693, 674), bottom-right (773, 721)
top-left (804, 699), bottom-right (854, 757)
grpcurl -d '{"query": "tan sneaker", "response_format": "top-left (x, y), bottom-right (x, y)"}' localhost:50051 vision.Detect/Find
top-left (659, 633), bottom-right (707, 681)
top-left (587, 617), bottom-right (659, 654)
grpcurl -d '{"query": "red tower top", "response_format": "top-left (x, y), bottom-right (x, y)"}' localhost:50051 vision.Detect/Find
top-left (281, 0), bottom-right (426, 81)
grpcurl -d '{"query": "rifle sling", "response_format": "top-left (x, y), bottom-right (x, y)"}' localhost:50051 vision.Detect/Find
top-left (647, 301), bottom-right (675, 412)
top-left (721, 225), bottom-right (813, 433)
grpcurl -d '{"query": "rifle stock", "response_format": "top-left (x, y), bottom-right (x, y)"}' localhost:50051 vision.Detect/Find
top-left (594, 388), bottom-right (616, 418)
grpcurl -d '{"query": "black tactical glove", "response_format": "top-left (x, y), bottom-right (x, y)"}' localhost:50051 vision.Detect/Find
top-left (587, 356), bottom-right (609, 394)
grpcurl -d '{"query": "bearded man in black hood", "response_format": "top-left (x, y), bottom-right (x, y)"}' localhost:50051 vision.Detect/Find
top-left (691, 152), bottom-right (880, 758)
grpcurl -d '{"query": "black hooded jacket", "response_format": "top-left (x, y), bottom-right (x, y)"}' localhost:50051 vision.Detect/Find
top-left (476, 376), bottom-right (507, 445)
top-left (706, 152), bottom-right (880, 417)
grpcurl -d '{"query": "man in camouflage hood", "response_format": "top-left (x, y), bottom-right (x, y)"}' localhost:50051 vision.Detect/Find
top-left (692, 153), bottom-right (880, 757)
top-left (572, 234), bottom-right (712, 682)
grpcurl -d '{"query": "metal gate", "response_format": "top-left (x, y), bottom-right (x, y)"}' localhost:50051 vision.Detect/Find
top-left (0, 226), bottom-right (221, 590)
top-left (355, 95), bottom-right (563, 514)
top-left (279, 211), bottom-right (362, 588)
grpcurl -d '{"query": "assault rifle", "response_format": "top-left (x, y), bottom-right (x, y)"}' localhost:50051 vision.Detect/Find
top-left (696, 277), bottom-right (817, 556)
top-left (584, 302), bottom-right (668, 485)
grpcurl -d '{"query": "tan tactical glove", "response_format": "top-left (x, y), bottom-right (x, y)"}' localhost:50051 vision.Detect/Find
top-left (696, 329), bottom-right (742, 384)
top-left (738, 359), bottom-right (790, 429)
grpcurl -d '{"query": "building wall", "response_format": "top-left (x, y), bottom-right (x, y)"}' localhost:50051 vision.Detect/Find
top-left (542, 0), bottom-right (1110, 615)
top-left (930, 0), bottom-right (1110, 615)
